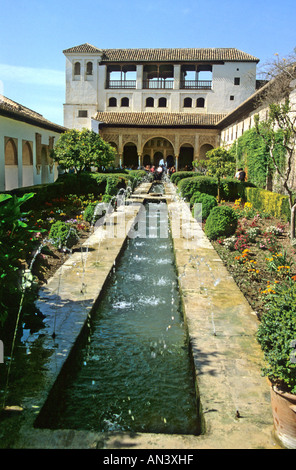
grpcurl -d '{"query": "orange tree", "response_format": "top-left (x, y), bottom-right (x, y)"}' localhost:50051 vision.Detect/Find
top-left (51, 128), bottom-right (116, 174)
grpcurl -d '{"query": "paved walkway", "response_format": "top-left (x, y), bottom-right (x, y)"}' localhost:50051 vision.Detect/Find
top-left (3, 181), bottom-right (279, 449)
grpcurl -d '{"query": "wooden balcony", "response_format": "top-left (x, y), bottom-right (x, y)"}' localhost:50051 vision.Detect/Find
top-left (180, 80), bottom-right (212, 90)
top-left (143, 79), bottom-right (174, 89)
top-left (107, 80), bottom-right (136, 89)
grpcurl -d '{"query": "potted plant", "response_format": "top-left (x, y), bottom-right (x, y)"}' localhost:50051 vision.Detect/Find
top-left (257, 278), bottom-right (296, 448)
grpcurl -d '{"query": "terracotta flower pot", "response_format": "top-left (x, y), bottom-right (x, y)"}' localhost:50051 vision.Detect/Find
top-left (269, 382), bottom-right (296, 449)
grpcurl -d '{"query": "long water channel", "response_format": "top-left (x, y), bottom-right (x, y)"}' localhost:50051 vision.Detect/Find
top-left (38, 196), bottom-right (200, 435)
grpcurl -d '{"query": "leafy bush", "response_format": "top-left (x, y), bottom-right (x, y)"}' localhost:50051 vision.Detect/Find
top-left (83, 201), bottom-right (108, 225)
top-left (0, 192), bottom-right (38, 328)
top-left (178, 176), bottom-right (218, 201)
top-left (204, 205), bottom-right (238, 240)
top-left (171, 171), bottom-right (202, 185)
top-left (178, 175), bottom-right (254, 202)
top-left (257, 280), bottom-right (296, 393)
top-left (191, 192), bottom-right (218, 220)
top-left (220, 178), bottom-right (256, 201)
top-left (49, 221), bottom-right (79, 249)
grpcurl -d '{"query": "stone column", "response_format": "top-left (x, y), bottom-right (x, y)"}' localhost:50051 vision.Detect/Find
top-left (175, 155), bottom-right (179, 171)
top-left (136, 64), bottom-right (143, 90)
top-left (174, 64), bottom-right (181, 90)
top-left (138, 153), bottom-right (143, 168)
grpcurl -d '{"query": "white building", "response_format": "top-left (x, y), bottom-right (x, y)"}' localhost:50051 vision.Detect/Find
top-left (0, 95), bottom-right (66, 192)
top-left (63, 43), bottom-right (260, 169)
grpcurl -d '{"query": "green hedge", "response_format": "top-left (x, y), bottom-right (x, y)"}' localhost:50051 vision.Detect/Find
top-left (245, 187), bottom-right (291, 221)
top-left (177, 176), bottom-right (255, 202)
top-left (170, 171), bottom-right (202, 185)
top-left (177, 176), bottom-right (217, 201)
top-left (7, 172), bottom-right (131, 210)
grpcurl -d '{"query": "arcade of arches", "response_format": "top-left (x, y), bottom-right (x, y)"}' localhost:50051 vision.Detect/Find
top-left (4, 136), bottom-right (53, 191)
top-left (100, 130), bottom-right (219, 170)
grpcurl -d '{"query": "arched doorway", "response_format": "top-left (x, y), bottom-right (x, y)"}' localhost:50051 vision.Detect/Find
top-left (123, 143), bottom-right (138, 168)
top-left (142, 137), bottom-right (174, 169)
top-left (179, 144), bottom-right (194, 170)
top-left (5, 138), bottom-right (18, 190)
top-left (199, 143), bottom-right (214, 159)
top-left (22, 141), bottom-right (33, 187)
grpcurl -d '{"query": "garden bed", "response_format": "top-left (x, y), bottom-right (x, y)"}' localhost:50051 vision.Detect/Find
top-left (211, 199), bottom-right (296, 319)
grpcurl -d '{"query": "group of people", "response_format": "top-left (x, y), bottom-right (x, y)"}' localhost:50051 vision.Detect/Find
top-left (144, 159), bottom-right (176, 180)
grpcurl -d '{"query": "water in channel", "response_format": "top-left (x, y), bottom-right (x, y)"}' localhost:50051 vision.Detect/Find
top-left (43, 200), bottom-right (199, 434)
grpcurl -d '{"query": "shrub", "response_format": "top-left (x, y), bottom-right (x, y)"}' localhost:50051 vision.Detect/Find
top-left (178, 175), bottom-right (254, 202)
top-left (204, 206), bottom-right (238, 240)
top-left (220, 178), bottom-right (256, 201)
top-left (257, 280), bottom-right (296, 393)
top-left (245, 187), bottom-right (290, 221)
top-left (171, 171), bottom-right (202, 185)
top-left (191, 192), bottom-right (218, 220)
top-left (49, 221), bottom-right (79, 249)
top-left (0, 192), bottom-right (37, 328)
top-left (83, 203), bottom-right (105, 224)
top-left (178, 176), bottom-right (217, 201)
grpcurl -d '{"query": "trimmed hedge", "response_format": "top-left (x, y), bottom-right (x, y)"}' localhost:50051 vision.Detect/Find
top-left (178, 176), bottom-right (217, 201)
top-left (7, 172), bottom-right (132, 210)
top-left (177, 176), bottom-right (255, 202)
top-left (245, 187), bottom-right (291, 221)
top-left (170, 171), bottom-right (203, 185)
top-left (220, 178), bottom-right (256, 201)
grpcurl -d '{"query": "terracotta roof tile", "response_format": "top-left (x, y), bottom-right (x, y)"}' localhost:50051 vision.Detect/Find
top-left (63, 43), bottom-right (103, 54)
top-left (63, 44), bottom-right (259, 63)
top-left (0, 95), bottom-right (66, 132)
top-left (94, 111), bottom-right (226, 127)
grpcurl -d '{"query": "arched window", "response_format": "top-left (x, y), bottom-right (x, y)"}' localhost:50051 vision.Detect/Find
top-left (109, 97), bottom-right (117, 107)
top-left (86, 62), bottom-right (93, 75)
top-left (146, 97), bottom-right (154, 107)
top-left (121, 97), bottom-right (129, 107)
top-left (74, 62), bottom-right (81, 75)
top-left (22, 141), bottom-right (33, 165)
top-left (183, 97), bottom-right (192, 108)
top-left (5, 138), bottom-right (17, 165)
top-left (158, 97), bottom-right (167, 108)
top-left (196, 98), bottom-right (205, 108)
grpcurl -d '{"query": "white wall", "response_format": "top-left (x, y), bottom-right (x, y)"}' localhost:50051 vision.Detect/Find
top-left (0, 115), bottom-right (62, 192)
top-left (64, 53), bottom-right (258, 130)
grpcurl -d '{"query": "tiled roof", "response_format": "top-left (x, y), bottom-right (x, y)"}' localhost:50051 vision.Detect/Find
top-left (63, 44), bottom-right (259, 63)
top-left (94, 111), bottom-right (227, 127)
top-left (63, 43), bottom-right (103, 54)
top-left (0, 95), bottom-right (66, 132)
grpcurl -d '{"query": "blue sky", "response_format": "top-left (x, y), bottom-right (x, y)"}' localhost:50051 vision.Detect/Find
top-left (0, 0), bottom-right (295, 125)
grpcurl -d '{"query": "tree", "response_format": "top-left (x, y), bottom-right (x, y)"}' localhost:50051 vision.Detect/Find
top-left (196, 147), bottom-right (236, 202)
top-left (256, 48), bottom-right (296, 107)
top-left (254, 100), bottom-right (296, 240)
top-left (51, 128), bottom-right (116, 173)
top-left (254, 47), bottom-right (296, 240)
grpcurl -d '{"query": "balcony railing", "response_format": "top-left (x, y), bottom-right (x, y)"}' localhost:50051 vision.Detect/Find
top-left (180, 80), bottom-right (212, 90)
top-left (105, 79), bottom-right (212, 90)
top-left (143, 79), bottom-right (174, 89)
top-left (107, 80), bottom-right (136, 89)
